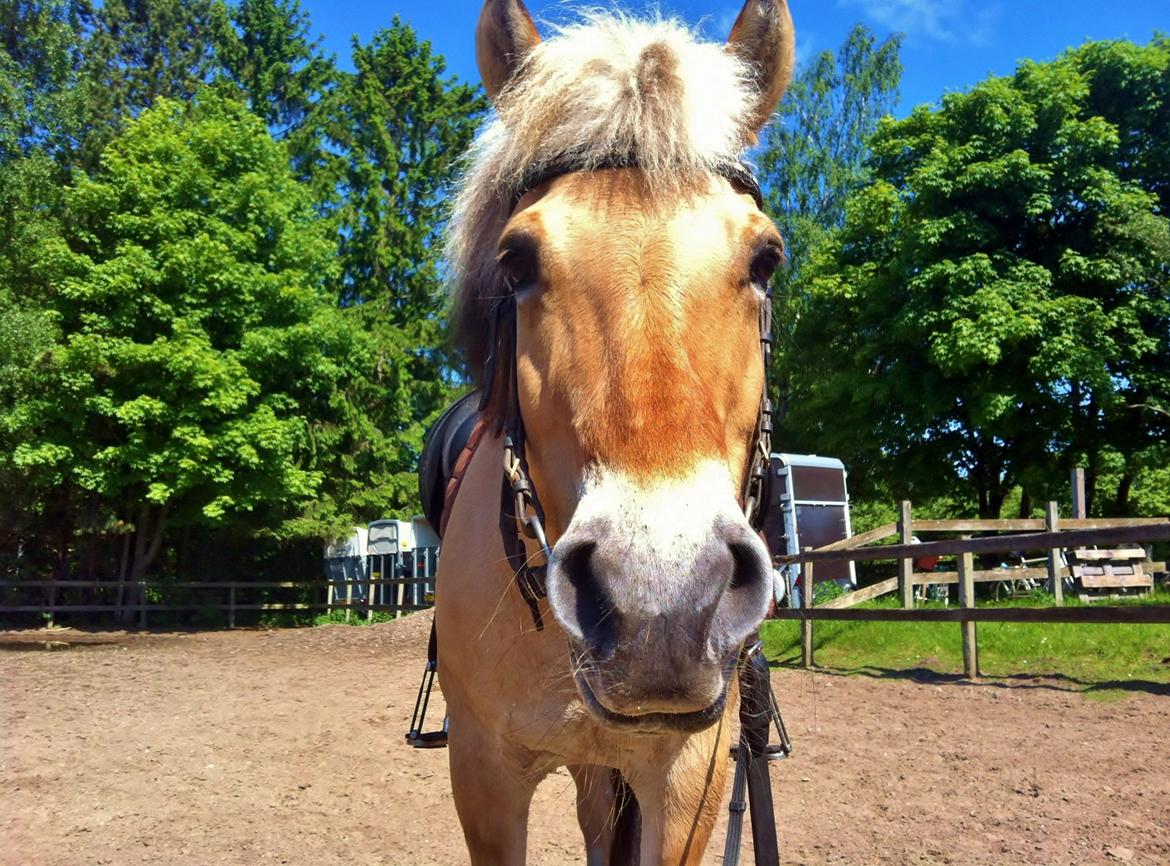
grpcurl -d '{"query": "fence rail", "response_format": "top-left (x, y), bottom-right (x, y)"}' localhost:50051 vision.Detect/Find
top-left (773, 606), bottom-right (1170, 624)
top-left (774, 522), bottom-right (1170, 566)
top-left (0, 575), bottom-right (433, 628)
top-left (779, 502), bottom-right (1169, 677)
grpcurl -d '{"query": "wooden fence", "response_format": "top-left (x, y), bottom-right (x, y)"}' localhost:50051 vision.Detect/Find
top-left (0, 576), bottom-right (431, 628)
top-left (771, 502), bottom-right (1170, 677)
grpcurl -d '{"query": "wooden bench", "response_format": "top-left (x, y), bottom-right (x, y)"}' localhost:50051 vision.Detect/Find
top-left (1069, 548), bottom-right (1153, 599)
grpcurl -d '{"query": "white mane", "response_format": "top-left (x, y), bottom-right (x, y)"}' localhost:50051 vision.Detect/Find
top-left (447, 12), bottom-right (758, 376)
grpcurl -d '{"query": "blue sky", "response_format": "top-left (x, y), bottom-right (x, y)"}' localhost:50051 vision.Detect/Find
top-left (300, 0), bottom-right (1167, 116)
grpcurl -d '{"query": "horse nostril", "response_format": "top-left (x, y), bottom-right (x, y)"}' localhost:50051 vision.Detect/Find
top-left (728, 540), bottom-right (766, 594)
top-left (559, 541), bottom-right (619, 657)
top-left (707, 538), bottom-right (772, 652)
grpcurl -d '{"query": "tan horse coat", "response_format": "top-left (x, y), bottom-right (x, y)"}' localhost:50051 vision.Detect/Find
top-left (436, 2), bottom-right (795, 863)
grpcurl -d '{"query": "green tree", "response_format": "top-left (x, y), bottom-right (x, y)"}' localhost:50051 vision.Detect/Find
top-left (214, 0), bottom-right (330, 131)
top-left (757, 25), bottom-right (902, 421)
top-left (0, 0), bottom-right (86, 159)
top-left (75, 0), bottom-right (228, 166)
top-left (0, 0), bottom-right (79, 565)
top-left (213, 0), bottom-right (335, 181)
top-left (4, 93), bottom-right (357, 584)
top-left (783, 38), bottom-right (1170, 517)
top-left (1, 5), bottom-right (495, 596)
top-left (1064, 36), bottom-right (1170, 513)
top-left (305, 20), bottom-right (486, 509)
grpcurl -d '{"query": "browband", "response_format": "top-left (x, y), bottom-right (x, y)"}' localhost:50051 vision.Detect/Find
top-left (512, 157), bottom-right (764, 210)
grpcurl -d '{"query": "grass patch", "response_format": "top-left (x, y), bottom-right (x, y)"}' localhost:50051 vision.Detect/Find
top-left (311, 609), bottom-right (398, 627)
top-left (762, 590), bottom-right (1170, 694)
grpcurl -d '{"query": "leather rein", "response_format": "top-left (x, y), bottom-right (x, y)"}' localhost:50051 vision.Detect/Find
top-left (482, 160), bottom-right (775, 630)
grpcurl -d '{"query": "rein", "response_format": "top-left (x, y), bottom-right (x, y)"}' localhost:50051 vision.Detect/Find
top-left (484, 160), bottom-right (775, 631)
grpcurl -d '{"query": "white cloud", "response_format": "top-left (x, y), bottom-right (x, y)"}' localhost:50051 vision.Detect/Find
top-left (841, 0), bottom-right (1000, 45)
top-left (967, 4), bottom-right (1003, 47)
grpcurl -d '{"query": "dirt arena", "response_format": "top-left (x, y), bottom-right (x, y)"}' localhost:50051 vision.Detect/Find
top-left (3, 613), bottom-right (1168, 866)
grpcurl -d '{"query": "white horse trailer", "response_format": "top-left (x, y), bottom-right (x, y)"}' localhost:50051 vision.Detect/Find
top-left (368, 518), bottom-right (439, 610)
top-left (759, 453), bottom-right (854, 607)
top-left (324, 526), bottom-right (368, 606)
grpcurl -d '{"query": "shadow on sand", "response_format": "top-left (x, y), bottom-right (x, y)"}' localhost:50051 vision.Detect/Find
top-left (769, 657), bottom-right (1170, 698)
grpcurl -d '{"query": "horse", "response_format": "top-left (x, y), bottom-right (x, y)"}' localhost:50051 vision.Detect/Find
top-left (434, 0), bottom-right (795, 862)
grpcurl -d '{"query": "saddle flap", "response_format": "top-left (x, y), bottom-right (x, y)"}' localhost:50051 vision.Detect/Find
top-left (418, 392), bottom-right (483, 537)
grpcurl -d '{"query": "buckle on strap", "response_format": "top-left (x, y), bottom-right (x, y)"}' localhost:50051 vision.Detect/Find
top-left (503, 436), bottom-right (554, 561)
top-left (500, 437), bottom-right (551, 629)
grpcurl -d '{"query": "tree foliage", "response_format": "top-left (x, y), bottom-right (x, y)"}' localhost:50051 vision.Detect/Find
top-left (4, 94), bottom-right (361, 581)
top-left (213, 0), bottom-right (334, 181)
top-left (0, 2), bottom-right (485, 588)
top-left (214, 0), bottom-right (330, 133)
top-left (781, 37), bottom-right (1170, 517)
top-left (304, 21), bottom-right (486, 514)
top-left (758, 25), bottom-right (902, 420)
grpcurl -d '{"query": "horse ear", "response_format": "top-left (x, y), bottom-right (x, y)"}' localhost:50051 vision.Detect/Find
top-left (476, 0), bottom-right (541, 101)
top-left (727, 0), bottom-right (795, 135)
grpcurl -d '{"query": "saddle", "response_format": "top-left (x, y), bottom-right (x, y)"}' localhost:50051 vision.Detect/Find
top-left (408, 391), bottom-right (486, 750)
top-left (417, 391), bottom-right (487, 539)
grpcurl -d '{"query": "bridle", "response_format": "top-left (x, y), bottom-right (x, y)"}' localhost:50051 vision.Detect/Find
top-left (481, 159), bottom-right (775, 630)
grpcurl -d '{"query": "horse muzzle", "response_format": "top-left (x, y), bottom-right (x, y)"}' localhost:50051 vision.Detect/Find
top-left (545, 464), bottom-right (773, 731)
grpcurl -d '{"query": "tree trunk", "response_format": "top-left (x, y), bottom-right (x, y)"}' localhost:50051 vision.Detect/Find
top-left (1018, 489), bottom-right (1031, 519)
top-left (986, 488), bottom-right (1006, 520)
top-left (177, 526), bottom-right (191, 582)
top-left (115, 528), bottom-right (131, 619)
top-left (57, 521), bottom-right (69, 582)
top-left (973, 442), bottom-right (990, 518)
top-left (1115, 473), bottom-right (1133, 516)
top-left (118, 504), bottom-right (168, 624)
top-left (128, 504), bottom-right (169, 585)
top-left (118, 505), bottom-right (149, 624)
top-left (1084, 391), bottom-right (1100, 516)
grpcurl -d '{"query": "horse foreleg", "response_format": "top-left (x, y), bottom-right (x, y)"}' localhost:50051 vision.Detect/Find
top-left (448, 709), bottom-right (542, 866)
top-left (568, 764), bottom-right (645, 865)
top-left (628, 718), bottom-right (732, 866)
top-left (568, 764), bottom-right (618, 865)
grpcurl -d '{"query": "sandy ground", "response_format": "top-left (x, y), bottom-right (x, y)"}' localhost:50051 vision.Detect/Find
top-left (2, 613), bottom-right (1169, 866)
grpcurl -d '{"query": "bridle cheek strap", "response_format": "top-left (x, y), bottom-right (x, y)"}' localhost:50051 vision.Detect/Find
top-left (489, 293), bottom-right (551, 629)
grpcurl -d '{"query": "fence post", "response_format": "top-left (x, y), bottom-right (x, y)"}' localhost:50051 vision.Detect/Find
top-left (366, 566), bottom-right (375, 622)
top-left (958, 550), bottom-right (978, 678)
top-left (1046, 501), bottom-right (1063, 606)
top-left (228, 584), bottom-right (236, 629)
top-left (898, 500), bottom-right (914, 609)
top-left (138, 582), bottom-right (147, 628)
top-left (1071, 469), bottom-right (1086, 519)
top-left (395, 553), bottom-right (406, 618)
top-left (345, 580), bottom-right (352, 624)
top-left (800, 556), bottom-right (814, 669)
top-left (47, 580), bottom-right (55, 629)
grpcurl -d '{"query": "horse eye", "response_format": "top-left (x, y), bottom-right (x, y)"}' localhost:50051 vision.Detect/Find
top-left (750, 246), bottom-right (783, 289)
top-left (499, 244), bottom-right (538, 293)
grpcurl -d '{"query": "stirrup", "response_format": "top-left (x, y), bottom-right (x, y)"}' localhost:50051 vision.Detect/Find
top-left (405, 658), bottom-right (449, 749)
top-left (406, 720), bottom-right (449, 749)
top-left (730, 742), bottom-right (789, 762)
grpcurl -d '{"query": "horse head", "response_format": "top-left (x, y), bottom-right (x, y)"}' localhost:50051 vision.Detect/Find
top-left (450, 0), bottom-right (794, 733)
